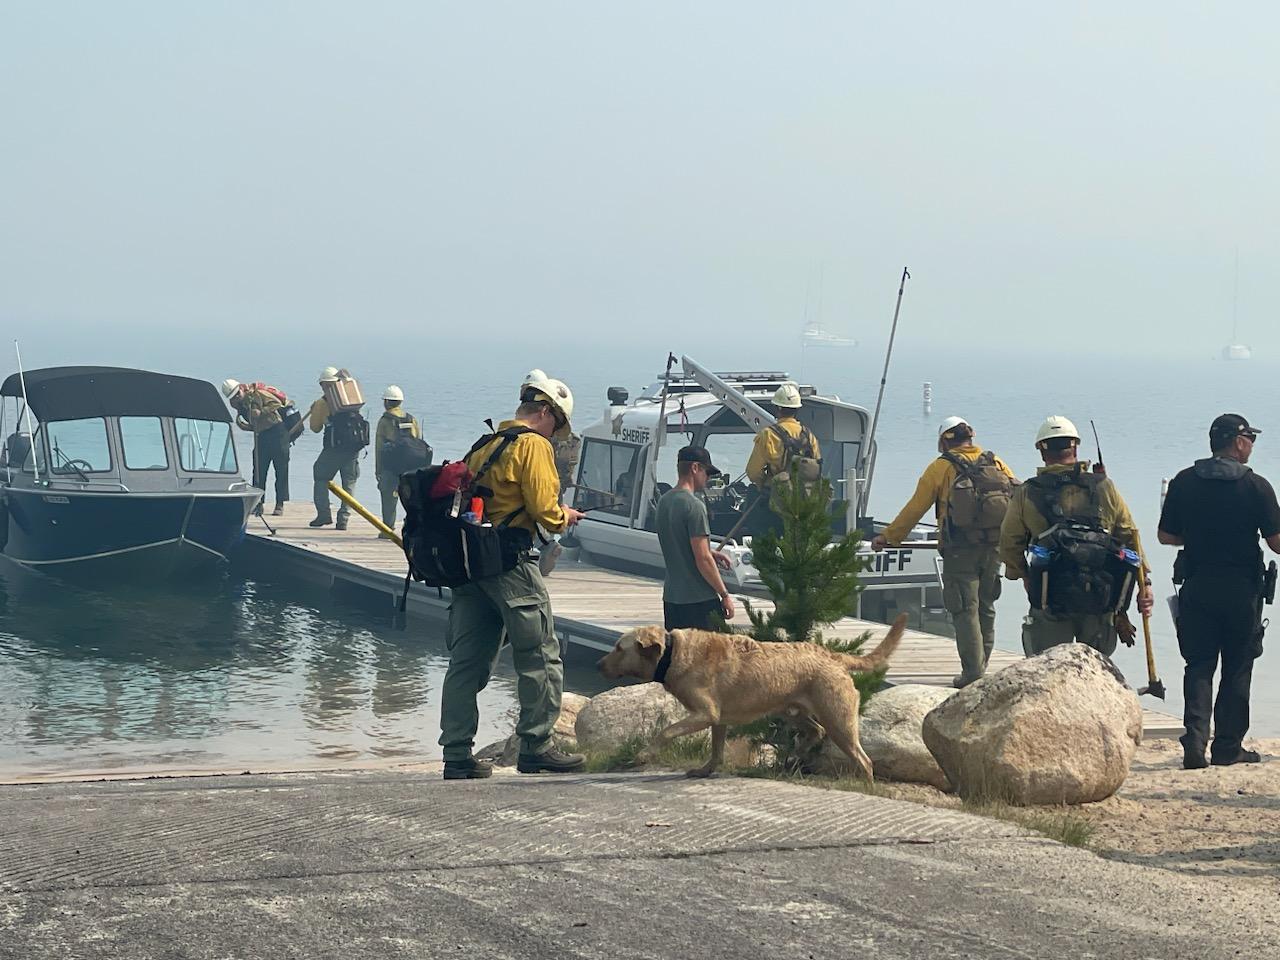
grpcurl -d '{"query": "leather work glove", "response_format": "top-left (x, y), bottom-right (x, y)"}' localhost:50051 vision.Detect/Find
top-left (1115, 611), bottom-right (1137, 647)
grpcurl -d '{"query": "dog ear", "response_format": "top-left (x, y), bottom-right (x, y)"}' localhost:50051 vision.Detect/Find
top-left (632, 626), bottom-right (666, 654)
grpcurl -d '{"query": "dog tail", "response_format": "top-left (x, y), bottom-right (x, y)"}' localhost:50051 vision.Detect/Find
top-left (832, 612), bottom-right (907, 673)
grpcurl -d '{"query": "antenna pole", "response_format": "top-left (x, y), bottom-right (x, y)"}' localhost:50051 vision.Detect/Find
top-left (860, 267), bottom-right (910, 518)
top-left (635, 351), bottom-right (677, 530)
top-left (14, 340), bottom-right (39, 482)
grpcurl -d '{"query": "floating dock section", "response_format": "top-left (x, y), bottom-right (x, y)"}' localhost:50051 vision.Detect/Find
top-left (240, 508), bottom-right (1182, 738)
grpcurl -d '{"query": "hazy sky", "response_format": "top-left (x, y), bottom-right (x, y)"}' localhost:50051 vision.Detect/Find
top-left (2, 2), bottom-right (1278, 365)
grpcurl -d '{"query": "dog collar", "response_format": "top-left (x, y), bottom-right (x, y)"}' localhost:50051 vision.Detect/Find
top-left (653, 631), bottom-right (675, 685)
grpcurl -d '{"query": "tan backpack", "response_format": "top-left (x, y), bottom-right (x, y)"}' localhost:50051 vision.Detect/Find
top-left (941, 451), bottom-right (1013, 546)
top-left (769, 423), bottom-right (822, 494)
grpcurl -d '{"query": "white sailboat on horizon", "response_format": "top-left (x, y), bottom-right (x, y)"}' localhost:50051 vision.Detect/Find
top-left (1222, 250), bottom-right (1252, 361)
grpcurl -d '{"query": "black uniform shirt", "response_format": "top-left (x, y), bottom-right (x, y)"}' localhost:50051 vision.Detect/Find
top-left (1158, 457), bottom-right (1280, 576)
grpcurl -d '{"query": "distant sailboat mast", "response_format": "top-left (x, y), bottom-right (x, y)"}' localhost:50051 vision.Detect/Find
top-left (1222, 248), bottom-right (1252, 361)
top-left (800, 263), bottom-right (857, 349)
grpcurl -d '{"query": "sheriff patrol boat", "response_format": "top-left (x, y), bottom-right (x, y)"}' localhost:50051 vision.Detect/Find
top-left (566, 356), bottom-right (946, 630)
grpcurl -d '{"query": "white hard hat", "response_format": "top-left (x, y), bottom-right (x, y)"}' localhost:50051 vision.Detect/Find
top-left (523, 375), bottom-right (574, 425)
top-left (521, 368), bottom-right (548, 389)
top-left (221, 378), bottom-right (241, 399)
top-left (773, 381), bottom-right (803, 409)
top-left (382, 385), bottom-right (404, 402)
top-left (1035, 415), bottom-right (1081, 446)
top-left (319, 366), bottom-right (339, 382)
top-left (938, 415), bottom-right (969, 438)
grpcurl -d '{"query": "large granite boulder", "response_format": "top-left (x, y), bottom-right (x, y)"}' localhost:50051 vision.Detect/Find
top-left (922, 644), bottom-right (1143, 805)
top-left (575, 683), bottom-right (688, 750)
top-left (823, 684), bottom-right (955, 788)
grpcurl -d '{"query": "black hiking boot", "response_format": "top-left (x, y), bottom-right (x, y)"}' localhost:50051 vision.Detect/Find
top-left (1183, 752), bottom-right (1209, 770)
top-left (517, 747), bottom-right (586, 774)
top-left (1211, 749), bottom-right (1262, 766)
top-left (335, 517), bottom-right (348, 531)
top-left (443, 757), bottom-right (494, 780)
top-left (309, 516), bottom-right (332, 528)
top-left (271, 503), bottom-right (285, 517)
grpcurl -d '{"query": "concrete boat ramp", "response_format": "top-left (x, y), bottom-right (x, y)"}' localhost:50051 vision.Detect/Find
top-left (2, 768), bottom-right (1273, 959)
top-left (241, 508), bottom-right (1182, 738)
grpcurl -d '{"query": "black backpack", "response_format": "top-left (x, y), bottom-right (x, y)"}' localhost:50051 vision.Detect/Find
top-left (380, 413), bottom-right (433, 477)
top-left (397, 425), bottom-right (535, 598)
top-left (1024, 468), bottom-right (1139, 617)
top-left (325, 409), bottom-right (370, 452)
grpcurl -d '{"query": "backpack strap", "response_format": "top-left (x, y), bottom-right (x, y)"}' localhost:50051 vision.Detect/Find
top-left (768, 422), bottom-right (816, 460)
top-left (1024, 466), bottom-right (1103, 525)
top-left (467, 425), bottom-right (537, 529)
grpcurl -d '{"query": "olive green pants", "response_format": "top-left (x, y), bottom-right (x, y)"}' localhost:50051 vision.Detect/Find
top-left (942, 545), bottom-right (1001, 683)
top-left (439, 561), bottom-right (563, 762)
top-left (312, 446), bottom-right (359, 522)
top-left (377, 471), bottom-right (400, 528)
top-left (1021, 607), bottom-right (1117, 657)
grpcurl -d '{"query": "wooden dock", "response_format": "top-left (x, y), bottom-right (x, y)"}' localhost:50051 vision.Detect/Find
top-left (240, 506), bottom-right (1182, 738)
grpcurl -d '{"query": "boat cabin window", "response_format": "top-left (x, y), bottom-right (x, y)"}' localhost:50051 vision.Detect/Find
top-left (174, 418), bottom-right (237, 473)
top-left (120, 416), bottom-right (170, 471)
top-left (574, 440), bottom-right (642, 519)
top-left (28, 418), bottom-right (113, 475)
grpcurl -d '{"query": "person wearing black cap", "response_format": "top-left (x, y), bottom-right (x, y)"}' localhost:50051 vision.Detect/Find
top-left (656, 446), bottom-right (736, 630)
top-left (1158, 414), bottom-right (1280, 769)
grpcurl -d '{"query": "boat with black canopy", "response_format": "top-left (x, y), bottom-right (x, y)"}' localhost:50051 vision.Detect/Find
top-left (0, 365), bottom-right (261, 578)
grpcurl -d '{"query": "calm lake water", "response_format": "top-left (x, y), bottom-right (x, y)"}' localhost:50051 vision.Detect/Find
top-left (0, 563), bottom-right (605, 779)
top-left (4, 340), bottom-right (1280, 777)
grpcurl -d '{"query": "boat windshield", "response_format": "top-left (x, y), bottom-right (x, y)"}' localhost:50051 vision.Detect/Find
top-left (24, 418), bottom-right (113, 475)
top-left (174, 418), bottom-right (237, 473)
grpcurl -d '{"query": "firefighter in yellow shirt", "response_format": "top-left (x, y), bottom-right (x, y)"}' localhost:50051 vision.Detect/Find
top-left (439, 375), bottom-right (586, 781)
top-left (745, 382), bottom-right (821, 536)
top-left (872, 417), bottom-right (1016, 687)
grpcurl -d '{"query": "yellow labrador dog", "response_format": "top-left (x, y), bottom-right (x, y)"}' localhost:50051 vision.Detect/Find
top-left (597, 613), bottom-right (906, 779)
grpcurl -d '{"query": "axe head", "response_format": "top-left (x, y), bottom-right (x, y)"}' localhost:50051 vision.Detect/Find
top-left (1139, 679), bottom-right (1167, 700)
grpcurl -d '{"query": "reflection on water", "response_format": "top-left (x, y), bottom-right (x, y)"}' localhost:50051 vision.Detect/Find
top-left (0, 562), bottom-right (579, 777)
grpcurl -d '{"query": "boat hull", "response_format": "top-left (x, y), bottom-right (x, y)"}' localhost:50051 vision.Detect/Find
top-left (0, 487), bottom-right (258, 579)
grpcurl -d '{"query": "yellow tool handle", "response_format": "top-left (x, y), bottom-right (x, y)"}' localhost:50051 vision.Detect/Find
top-left (1136, 562), bottom-right (1158, 680)
top-left (327, 481), bottom-right (403, 548)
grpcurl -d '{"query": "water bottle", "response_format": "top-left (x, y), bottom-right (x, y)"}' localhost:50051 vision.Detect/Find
top-left (1121, 548), bottom-right (1141, 569)
top-left (1028, 544), bottom-right (1053, 568)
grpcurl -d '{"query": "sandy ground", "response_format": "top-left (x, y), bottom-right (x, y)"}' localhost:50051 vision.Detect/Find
top-left (863, 737), bottom-right (1280, 898)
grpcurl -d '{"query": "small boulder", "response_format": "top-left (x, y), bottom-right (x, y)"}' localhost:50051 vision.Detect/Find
top-left (818, 684), bottom-right (954, 788)
top-left (575, 683), bottom-right (688, 750)
top-left (922, 644), bottom-right (1143, 805)
top-left (555, 691), bottom-right (590, 740)
top-left (475, 734), bottom-right (519, 766)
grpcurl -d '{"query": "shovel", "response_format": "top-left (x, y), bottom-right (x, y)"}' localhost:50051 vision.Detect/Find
top-left (1135, 564), bottom-right (1166, 699)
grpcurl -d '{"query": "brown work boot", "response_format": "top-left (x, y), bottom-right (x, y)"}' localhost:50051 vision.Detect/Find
top-left (517, 747), bottom-right (585, 774)
top-left (443, 757), bottom-right (494, 780)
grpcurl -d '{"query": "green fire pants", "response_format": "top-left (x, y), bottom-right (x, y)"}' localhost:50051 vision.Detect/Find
top-left (1021, 607), bottom-right (1117, 657)
top-left (312, 446), bottom-right (359, 522)
top-left (439, 560), bottom-right (563, 762)
top-left (942, 545), bottom-right (1001, 683)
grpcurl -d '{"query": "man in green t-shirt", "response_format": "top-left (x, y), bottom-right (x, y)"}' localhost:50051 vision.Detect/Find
top-left (656, 446), bottom-right (736, 630)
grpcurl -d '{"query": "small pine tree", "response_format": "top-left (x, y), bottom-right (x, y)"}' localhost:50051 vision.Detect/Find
top-left (742, 476), bottom-right (885, 771)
